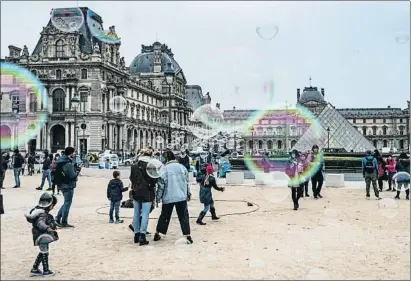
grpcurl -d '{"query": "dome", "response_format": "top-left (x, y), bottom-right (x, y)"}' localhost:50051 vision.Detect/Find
top-left (129, 42), bottom-right (182, 75)
top-left (299, 87), bottom-right (325, 103)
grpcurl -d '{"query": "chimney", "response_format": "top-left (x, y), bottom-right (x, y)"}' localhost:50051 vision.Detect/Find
top-left (297, 89), bottom-right (300, 102)
top-left (321, 88), bottom-right (325, 97)
top-left (233, 106), bottom-right (236, 111)
top-left (8, 45), bottom-right (22, 58)
top-left (153, 42), bottom-right (162, 73)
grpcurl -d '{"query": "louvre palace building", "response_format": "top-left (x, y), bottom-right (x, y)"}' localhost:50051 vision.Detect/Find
top-left (0, 7), bottom-right (198, 154)
top-left (222, 86), bottom-right (410, 153)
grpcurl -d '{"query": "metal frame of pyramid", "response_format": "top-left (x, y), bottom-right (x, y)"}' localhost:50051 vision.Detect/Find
top-left (293, 103), bottom-right (375, 152)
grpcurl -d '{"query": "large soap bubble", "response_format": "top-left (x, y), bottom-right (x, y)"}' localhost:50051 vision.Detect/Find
top-left (191, 104), bottom-right (224, 130)
top-left (87, 9), bottom-right (121, 44)
top-left (146, 158), bottom-right (164, 178)
top-left (392, 172), bottom-right (410, 191)
top-left (51, 7), bottom-right (84, 33)
top-left (256, 24), bottom-right (279, 40)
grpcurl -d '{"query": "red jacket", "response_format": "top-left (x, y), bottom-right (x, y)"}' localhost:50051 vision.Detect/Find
top-left (385, 159), bottom-right (397, 173)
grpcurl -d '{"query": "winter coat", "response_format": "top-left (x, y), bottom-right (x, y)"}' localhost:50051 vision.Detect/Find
top-left (12, 153), bottom-right (24, 168)
top-left (25, 207), bottom-right (58, 246)
top-left (395, 159), bottom-right (410, 183)
top-left (107, 178), bottom-right (128, 202)
top-left (56, 155), bottom-right (78, 191)
top-left (198, 173), bottom-right (223, 205)
top-left (285, 157), bottom-right (304, 188)
top-left (156, 160), bottom-right (190, 204)
top-left (129, 156), bottom-right (157, 202)
top-left (386, 159), bottom-right (397, 173)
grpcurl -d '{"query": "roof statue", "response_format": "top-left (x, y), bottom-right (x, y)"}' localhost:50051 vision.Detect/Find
top-left (204, 92), bottom-right (211, 104)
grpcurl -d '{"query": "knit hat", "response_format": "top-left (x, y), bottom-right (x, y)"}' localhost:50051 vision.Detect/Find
top-left (206, 164), bottom-right (214, 175)
top-left (64, 147), bottom-right (75, 156)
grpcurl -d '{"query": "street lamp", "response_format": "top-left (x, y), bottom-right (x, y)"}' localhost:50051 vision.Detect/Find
top-left (12, 101), bottom-right (20, 148)
top-left (326, 127), bottom-right (330, 150)
top-left (250, 126), bottom-right (254, 155)
top-left (164, 62), bottom-right (175, 145)
top-left (71, 95), bottom-right (80, 152)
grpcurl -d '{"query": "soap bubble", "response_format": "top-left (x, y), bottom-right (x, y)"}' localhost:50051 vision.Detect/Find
top-left (378, 198), bottom-right (399, 219)
top-left (392, 172), bottom-right (410, 191)
top-left (395, 31), bottom-right (409, 44)
top-left (174, 237), bottom-right (192, 245)
top-left (146, 158), bottom-right (164, 178)
top-left (258, 171), bottom-right (290, 204)
top-left (256, 24), bottom-right (279, 40)
top-left (306, 268), bottom-right (329, 280)
top-left (109, 96), bottom-right (127, 113)
top-left (51, 7), bottom-right (84, 33)
top-left (87, 9), bottom-right (121, 44)
top-left (191, 104), bottom-right (224, 130)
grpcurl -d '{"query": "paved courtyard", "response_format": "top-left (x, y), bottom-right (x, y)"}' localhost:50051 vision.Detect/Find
top-left (1, 170), bottom-right (410, 280)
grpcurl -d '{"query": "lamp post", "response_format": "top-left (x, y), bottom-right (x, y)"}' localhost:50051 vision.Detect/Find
top-left (251, 126), bottom-right (254, 156)
top-left (326, 127), bottom-right (330, 150)
top-left (164, 62), bottom-right (175, 145)
top-left (12, 101), bottom-right (20, 149)
top-left (71, 96), bottom-right (80, 152)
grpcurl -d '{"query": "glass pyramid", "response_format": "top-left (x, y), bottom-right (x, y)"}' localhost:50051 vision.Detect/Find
top-left (293, 103), bottom-right (375, 152)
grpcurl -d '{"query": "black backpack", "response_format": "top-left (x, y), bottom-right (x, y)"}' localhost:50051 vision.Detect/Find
top-left (131, 161), bottom-right (153, 200)
top-left (364, 157), bottom-right (375, 173)
top-left (53, 163), bottom-right (67, 185)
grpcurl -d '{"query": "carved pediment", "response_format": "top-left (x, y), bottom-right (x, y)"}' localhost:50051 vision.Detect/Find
top-left (41, 23), bottom-right (62, 35)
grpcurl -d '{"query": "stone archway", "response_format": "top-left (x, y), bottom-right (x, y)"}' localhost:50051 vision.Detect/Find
top-left (0, 125), bottom-right (12, 148)
top-left (50, 124), bottom-right (65, 153)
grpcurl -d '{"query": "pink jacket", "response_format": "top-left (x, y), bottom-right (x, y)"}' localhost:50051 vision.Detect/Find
top-left (385, 158), bottom-right (396, 173)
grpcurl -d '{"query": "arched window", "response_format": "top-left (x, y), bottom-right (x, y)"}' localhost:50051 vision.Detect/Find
top-left (55, 69), bottom-right (62, 80)
top-left (29, 93), bottom-right (37, 112)
top-left (55, 40), bottom-right (64, 57)
top-left (277, 140), bottom-right (282, 149)
top-left (267, 140), bottom-right (273, 150)
top-left (258, 140), bottom-right (263, 149)
top-left (52, 89), bottom-right (65, 112)
top-left (248, 140), bottom-right (253, 149)
top-left (383, 140), bottom-right (388, 147)
top-left (81, 69), bottom-right (88, 80)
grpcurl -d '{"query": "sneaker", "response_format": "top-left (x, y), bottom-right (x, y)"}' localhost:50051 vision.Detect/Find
top-left (59, 223), bottom-right (74, 228)
top-left (305, 193), bottom-right (310, 197)
top-left (35, 187), bottom-right (42, 190)
top-left (30, 268), bottom-right (43, 277)
top-left (318, 194), bottom-right (323, 198)
top-left (46, 188), bottom-right (52, 191)
top-left (394, 196), bottom-right (400, 200)
top-left (42, 270), bottom-right (56, 277)
top-left (406, 196), bottom-right (409, 200)
top-left (109, 219), bottom-right (114, 224)
top-left (186, 236), bottom-right (193, 244)
top-left (13, 185), bottom-right (20, 188)
top-left (115, 219), bottom-right (124, 224)
top-left (128, 224), bottom-right (134, 232)
top-left (153, 233), bottom-right (161, 242)
top-left (314, 196), bottom-right (318, 200)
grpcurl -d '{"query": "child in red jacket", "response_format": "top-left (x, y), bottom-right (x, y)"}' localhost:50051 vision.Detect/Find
top-left (385, 154), bottom-right (397, 191)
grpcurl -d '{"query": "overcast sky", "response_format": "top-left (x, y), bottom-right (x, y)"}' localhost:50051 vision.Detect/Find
top-left (1, 1), bottom-right (410, 110)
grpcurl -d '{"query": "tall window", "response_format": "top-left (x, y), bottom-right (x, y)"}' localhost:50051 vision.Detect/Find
top-left (383, 119), bottom-right (386, 124)
top-left (52, 89), bottom-right (65, 112)
top-left (362, 119), bottom-right (366, 123)
top-left (353, 119), bottom-right (356, 124)
top-left (80, 92), bottom-right (88, 112)
top-left (362, 127), bottom-right (367, 136)
top-left (372, 127), bottom-right (377, 135)
top-left (55, 40), bottom-right (64, 57)
top-left (373, 118), bottom-right (376, 123)
top-left (29, 93), bottom-right (37, 112)
top-left (383, 126), bottom-right (387, 135)
top-left (399, 119), bottom-right (403, 123)
top-left (56, 69), bottom-right (62, 80)
top-left (101, 70), bottom-right (105, 81)
top-left (81, 69), bottom-right (88, 80)
top-left (11, 95), bottom-right (20, 113)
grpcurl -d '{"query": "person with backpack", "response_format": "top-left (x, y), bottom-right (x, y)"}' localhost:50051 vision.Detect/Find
top-left (49, 154), bottom-right (59, 194)
top-left (154, 150), bottom-right (193, 244)
top-left (12, 148), bottom-right (24, 188)
top-left (362, 150), bottom-right (380, 200)
top-left (36, 151), bottom-right (52, 191)
top-left (129, 147), bottom-right (157, 245)
top-left (54, 147), bottom-right (79, 228)
top-left (25, 192), bottom-right (59, 277)
top-left (196, 164), bottom-right (225, 225)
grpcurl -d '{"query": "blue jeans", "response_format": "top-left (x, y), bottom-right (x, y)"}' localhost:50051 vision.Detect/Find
top-left (133, 200), bottom-right (152, 235)
top-left (109, 200), bottom-right (121, 220)
top-left (13, 168), bottom-right (21, 187)
top-left (202, 202), bottom-right (214, 213)
top-left (40, 169), bottom-right (51, 188)
top-left (56, 189), bottom-right (74, 224)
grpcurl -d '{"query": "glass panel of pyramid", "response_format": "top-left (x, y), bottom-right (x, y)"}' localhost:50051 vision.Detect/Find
top-left (293, 104), bottom-right (375, 152)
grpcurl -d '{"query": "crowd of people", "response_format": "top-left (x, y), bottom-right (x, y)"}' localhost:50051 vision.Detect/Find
top-left (0, 144), bottom-right (409, 277)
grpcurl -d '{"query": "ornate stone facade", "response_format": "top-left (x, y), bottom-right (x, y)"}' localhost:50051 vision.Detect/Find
top-left (0, 7), bottom-right (193, 154)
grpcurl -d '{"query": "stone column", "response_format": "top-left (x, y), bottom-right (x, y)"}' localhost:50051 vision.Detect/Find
top-left (25, 91), bottom-right (30, 112)
top-left (65, 86), bottom-right (70, 111)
